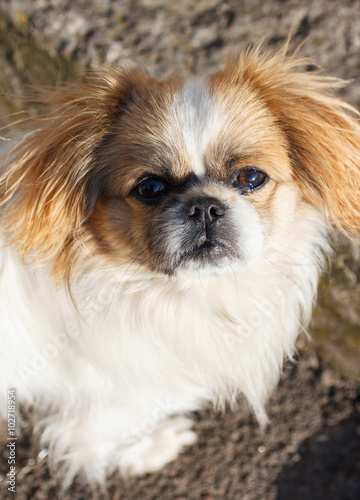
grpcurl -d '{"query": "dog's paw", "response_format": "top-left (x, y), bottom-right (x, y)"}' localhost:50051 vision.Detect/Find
top-left (119, 416), bottom-right (197, 475)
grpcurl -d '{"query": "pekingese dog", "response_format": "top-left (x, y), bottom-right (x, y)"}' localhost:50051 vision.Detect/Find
top-left (1, 44), bottom-right (360, 486)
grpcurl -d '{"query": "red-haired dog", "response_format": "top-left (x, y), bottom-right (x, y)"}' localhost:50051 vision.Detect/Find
top-left (1, 45), bottom-right (359, 485)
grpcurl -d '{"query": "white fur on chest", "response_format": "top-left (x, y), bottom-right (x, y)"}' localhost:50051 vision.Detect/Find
top-left (0, 209), bottom-right (328, 482)
top-left (1, 206), bottom-right (325, 416)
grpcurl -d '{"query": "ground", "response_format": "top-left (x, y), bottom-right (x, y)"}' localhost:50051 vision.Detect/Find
top-left (0, 1), bottom-right (359, 499)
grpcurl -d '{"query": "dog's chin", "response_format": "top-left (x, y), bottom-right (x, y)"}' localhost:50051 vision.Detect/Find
top-left (161, 241), bottom-right (248, 277)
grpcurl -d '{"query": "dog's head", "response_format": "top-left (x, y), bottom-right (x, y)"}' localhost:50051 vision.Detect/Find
top-left (1, 46), bottom-right (360, 280)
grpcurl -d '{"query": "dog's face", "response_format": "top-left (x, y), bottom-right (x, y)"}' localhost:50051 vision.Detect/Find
top-left (89, 74), bottom-right (299, 276)
top-left (1, 47), bottom-right (360, 280)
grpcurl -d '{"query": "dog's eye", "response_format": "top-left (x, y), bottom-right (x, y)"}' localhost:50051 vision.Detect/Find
top-left (135, 177), bottom-right (168, 201)
top-left (233, 168), bottom-right (268, 193)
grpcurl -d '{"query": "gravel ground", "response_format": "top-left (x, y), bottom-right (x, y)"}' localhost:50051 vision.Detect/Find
top-left (0, 1), bottom-right (360, 499)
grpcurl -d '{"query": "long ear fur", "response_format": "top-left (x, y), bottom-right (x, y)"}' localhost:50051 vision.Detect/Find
top-left (1, 46), bottom-right (360, 282)
top-left (0, 68), bottom-right (149, 279)
top-left (226, 45), bottom-right (360, 236)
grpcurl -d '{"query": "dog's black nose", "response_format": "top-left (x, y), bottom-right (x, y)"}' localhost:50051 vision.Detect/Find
top-left (185, 196), bottom-right (226, 224)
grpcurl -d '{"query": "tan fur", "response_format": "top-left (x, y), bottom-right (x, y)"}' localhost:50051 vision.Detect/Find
top-left (0, 69), bottom-right (181, 280)
top-left (212, 45), bottom-right (360, 235)
top-left (1, 44), bottom-right (360, 284)
top-left (1, 44), bottom-right (360, 484)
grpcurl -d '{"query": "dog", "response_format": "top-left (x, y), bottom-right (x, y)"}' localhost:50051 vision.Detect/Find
top-left (1, 44), bottom-right (359, 486)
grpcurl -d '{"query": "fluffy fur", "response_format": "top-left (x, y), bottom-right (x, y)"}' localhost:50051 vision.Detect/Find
top-left (1, 44), bottom-right (360, 486)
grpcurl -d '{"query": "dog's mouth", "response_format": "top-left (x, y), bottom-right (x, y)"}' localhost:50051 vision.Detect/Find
top-left (175, 238), bottom-right (240, 269)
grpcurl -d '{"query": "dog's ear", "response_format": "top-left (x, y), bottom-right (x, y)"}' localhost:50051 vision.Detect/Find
top-left (0, 68), bottom-right (148, 276)
top-left (232, 46), bottom-right (360, 237)
top-left (275, 72), bottom-right (360, 238)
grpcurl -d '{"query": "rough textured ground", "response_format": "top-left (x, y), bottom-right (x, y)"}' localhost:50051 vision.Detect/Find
top-left (1, 346), bottom-right (360, 500)
top-left (0, 0), bottom-right (360, 499)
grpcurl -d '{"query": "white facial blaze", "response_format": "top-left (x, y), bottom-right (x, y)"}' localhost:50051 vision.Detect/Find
top-left (171, 78), bottom-right (219, 176)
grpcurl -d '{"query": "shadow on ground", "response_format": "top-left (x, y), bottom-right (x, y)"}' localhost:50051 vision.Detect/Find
top-left (277, 416), bottom-right (360, 500)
